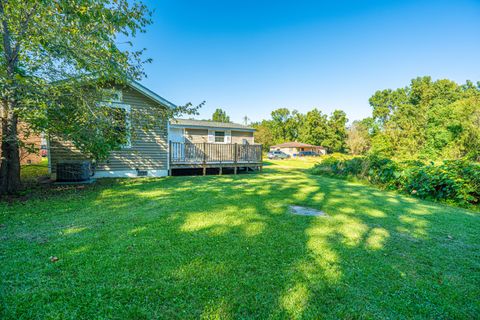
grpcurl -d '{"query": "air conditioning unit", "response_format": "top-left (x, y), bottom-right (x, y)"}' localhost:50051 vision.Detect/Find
top-left (56, 161), bottom-right (92, 182)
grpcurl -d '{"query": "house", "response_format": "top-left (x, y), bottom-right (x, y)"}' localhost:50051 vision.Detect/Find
top-left (48, 80), bottom-right (262, 180)
top-left (169, 119), bottom-right (255, 145)
top-left (20, 132), bottom-right (44, 164)
top-left (269, 142), bottom-right (326, 157)
top-left (0, 122), bottom-right (43, 165)
top-left (168, 119), bottom-right (261, 174)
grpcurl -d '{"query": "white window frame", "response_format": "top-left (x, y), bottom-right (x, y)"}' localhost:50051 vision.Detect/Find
top-left (214, 130), bottom-right (225, 143)
top-left (208, 129), bottom-right (231, 144)
top-left (99, 102), bottom-right (132, 149)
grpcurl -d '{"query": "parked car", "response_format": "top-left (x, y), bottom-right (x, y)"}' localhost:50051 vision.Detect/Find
top-left (267, 150), bottom-right (290, 159)
top-left (297, 151), bottom-right (319, 157)
top-left (40, 145), bottom-right (48, 157)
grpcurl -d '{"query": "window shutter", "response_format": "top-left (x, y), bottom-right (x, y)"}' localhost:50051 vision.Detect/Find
top-left (208, 130), bottom-right (215, 143)
top-left (225, 130), bottom-right (231, 143)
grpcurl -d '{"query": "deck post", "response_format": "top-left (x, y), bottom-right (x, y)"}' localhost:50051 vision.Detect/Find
top-left (219, 166), bottom-right (222, 175)
top-left (202, 142), bottom-right (206, 176)
top-left (234, 143), bottom-right (238, 163)
top-left (168, 140), bottom-right (172, 176)
top-left (234, 143), bottom-right (238, 175)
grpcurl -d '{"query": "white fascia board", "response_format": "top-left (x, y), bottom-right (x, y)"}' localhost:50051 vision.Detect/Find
top-left (169, 124), bottom-right (255, 132)
top-left (127, 80), bottom-right (177, 109)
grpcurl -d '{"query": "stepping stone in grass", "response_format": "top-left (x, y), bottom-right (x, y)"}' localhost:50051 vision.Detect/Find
top-left (289, 205), bottom-right (328, 217)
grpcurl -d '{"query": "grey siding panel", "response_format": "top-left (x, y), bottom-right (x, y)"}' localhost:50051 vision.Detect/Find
top-left (185, 128), bottom-right (208, 143)
top-left (49, 86), bottom-right (168, 174)
top-left (232, 130), bottom-right (254, 144)
top-left (183, 128), bottom-right (255, 144)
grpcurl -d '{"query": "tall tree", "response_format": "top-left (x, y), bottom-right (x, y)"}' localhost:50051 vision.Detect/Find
top-left (368, 76), bottom-right (480, 160)
top-left (270, 108), bottom-right (302, 142)
top-left (299, 108), bottom-right (328, 146)
top-left (0, 0), bottom-right (197, 194)
top-left (252, 120), bottom-right (274, 150)
top-left (323, 110), bottom-right (348, 152)
top-left (212, 108), bottom-right (230, 123)
top-left (270, 108), bottom-right (291, 142)
top-left (346, 118), bottom-right (372, 155)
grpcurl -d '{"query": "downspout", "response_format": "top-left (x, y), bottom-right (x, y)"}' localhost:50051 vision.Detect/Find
top-left (167, 120), bottom-right (170, 175)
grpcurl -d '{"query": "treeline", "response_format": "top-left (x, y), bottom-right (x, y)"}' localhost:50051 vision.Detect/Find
top-left (348, 76), bottom-right (480, 161)
top-left (252, 108), bottom-right (348, 152)
top-left (252, 76), bottom-right (480, 161)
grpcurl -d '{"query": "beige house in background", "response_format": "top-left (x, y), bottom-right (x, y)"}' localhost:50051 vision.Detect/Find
top-left (270, 142), bottom-right (326, 157)
top-left (48, 81), bottom-right (261, 180)
top-left (49, 80), bottom-right (175, 179)
top-left (169, 119), bottom-right (255, 145)
top-left (168, 119), bottom-right (262, 174)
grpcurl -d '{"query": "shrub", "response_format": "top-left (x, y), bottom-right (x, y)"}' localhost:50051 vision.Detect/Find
top-left (364, 155), bottom-right (399, 187)
top-left (402, 160), bottom-right (480, 205)
top-left (311, 155), bottom-right (480, 207)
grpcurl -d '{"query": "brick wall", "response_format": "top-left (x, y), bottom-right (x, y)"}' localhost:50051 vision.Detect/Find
top-left (0, 122), bottom-right (43, 165)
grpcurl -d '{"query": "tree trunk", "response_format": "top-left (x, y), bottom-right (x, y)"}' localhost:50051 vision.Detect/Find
top-left (0, 0), bottom-right (23, 195)
top-left (0, 105), bottom-right (21, 195)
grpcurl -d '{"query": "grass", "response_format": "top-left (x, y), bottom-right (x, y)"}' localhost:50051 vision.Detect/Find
top-left (20, 158), bottom-right (48, 183)
top-left (1, 159), bottom-right (479, 319)
top-left (264, 157), bottom-right (322, 169)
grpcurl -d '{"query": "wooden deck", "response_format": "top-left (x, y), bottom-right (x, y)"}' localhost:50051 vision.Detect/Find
top-left (169, 142), bottom-right (263, 175)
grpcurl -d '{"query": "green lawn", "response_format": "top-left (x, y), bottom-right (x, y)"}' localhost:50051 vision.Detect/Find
top-left (1, 160), bottom-right (479, 319)
top-left (19, 158), bottom-right (48, 183)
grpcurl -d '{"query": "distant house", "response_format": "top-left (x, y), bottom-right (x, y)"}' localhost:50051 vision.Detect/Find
top-left (48, 80), bottom-right (262, 180)
top-left (169, 119), bottom-right (255, 145)
top-left (0, 122), bottom-right (43, 165)
top-left (270, 142), bottom-right (326, 157)
top-left (20, 131), bottom-right (43, 164)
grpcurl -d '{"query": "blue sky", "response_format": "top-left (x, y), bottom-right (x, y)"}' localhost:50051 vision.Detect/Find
top-left (129, 0), bottom-right (480, 124)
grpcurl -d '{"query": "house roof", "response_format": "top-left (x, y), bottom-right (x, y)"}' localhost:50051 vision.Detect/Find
top-left (270, 142), bottom-right (325, 149)
top-left (128, 80), bottom-right (177, 109)
top-left (169, 119), bottom-right (255, 131)
top-left (53, 76), bottom-right (178, 109)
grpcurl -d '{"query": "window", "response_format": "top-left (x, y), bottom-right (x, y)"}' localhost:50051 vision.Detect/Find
top-left (100, 103), bottom-right (131, 148)
top-left (242, 139), bottom-right (248, 145)
top-left (214, 131), bottom-right (225, 143)
top-left (109, 107), bottom-right (130, 147)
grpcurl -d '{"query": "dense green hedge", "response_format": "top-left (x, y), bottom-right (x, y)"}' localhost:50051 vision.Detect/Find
top-left (311, 155), bottom-right (480, 207)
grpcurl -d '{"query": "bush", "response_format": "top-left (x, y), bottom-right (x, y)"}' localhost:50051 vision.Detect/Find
top-left (311, 155), bottom-right (480, 207)
top-left (365, 155), bottom-right (400, 186)
top-left (402, 160), bottom-right (480, 205)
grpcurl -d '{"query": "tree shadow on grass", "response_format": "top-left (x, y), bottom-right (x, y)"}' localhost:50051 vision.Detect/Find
top-left (277, 175), bottom-right (480, 318)
top-left (1, 167), bottom-right (479, 319)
